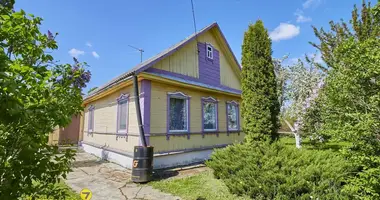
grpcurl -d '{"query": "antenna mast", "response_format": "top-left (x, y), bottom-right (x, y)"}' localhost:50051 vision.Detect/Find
top-left (128, 45), bottom-right (144, 63)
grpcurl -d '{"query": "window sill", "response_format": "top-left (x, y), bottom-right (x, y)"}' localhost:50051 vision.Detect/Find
top-left (117, 130), bottom-right (128, 134)
top-left (168, 130), bottom-right (189, 134)
top-left (203, 129), bottom-right (218, 133)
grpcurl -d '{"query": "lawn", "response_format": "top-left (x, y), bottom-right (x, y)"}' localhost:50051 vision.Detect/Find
top-left (150, 170), bottom-right (250, 200)
top-left (150, 136), bottom-right (348, 200)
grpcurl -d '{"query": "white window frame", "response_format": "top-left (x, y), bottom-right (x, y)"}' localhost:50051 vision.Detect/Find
top-left (206, 43), bottom-right (213, 59)
top-left (88, 105), bottom-right (95, 132)
top-left (202, 97), bottom-right (218, 132)
top-left (168, 92), bottom-right (190, 133)
top-left (116, 94), bottom-right (129, 134)
top-left (226, 101), bottom-right (239, 131)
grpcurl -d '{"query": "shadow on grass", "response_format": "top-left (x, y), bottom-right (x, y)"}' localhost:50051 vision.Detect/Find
top-left (152, 162), bottom-right (206, 181)
top-left (152, 170), bottom-right (180, 181)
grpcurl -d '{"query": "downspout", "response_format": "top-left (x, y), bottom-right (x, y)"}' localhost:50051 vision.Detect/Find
top-left (133, 74), bottom-right (147, 147)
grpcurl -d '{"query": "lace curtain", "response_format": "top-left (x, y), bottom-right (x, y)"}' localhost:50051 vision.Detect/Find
top-left (169, 98), bottom-right (187, 131)
top-left (203, 102), bottom-right (216, 130)
top-left (227, 104), bottom-right (238, 130)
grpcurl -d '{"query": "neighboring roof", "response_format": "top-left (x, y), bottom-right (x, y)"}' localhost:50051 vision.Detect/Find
top-left (85, 22), bottom-right (241, 100)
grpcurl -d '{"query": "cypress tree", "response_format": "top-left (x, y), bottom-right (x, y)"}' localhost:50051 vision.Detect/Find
top-left (241, 20), bottom-right (280, 141)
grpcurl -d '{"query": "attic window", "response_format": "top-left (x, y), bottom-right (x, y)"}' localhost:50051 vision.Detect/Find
top-left (206, 44), bottom-right (213, 59)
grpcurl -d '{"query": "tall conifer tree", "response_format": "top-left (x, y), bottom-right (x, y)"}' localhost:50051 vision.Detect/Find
top-left (241, 20), bottom-right (280, 141)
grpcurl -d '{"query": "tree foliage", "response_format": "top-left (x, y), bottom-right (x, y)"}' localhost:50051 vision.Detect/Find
top-left (312, 1), bottom-right (380, 198)
top-left (241, 20), bottom-right (280, 141)
top-left (0, 1), bottom-right (90, 199)
top-left (317, 38), bottom-right (380, 199)
top-left (310, 0), bottom-right (380, 71)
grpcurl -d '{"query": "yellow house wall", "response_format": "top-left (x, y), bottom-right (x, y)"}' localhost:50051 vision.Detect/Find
top-left (152, 40), bottom-right (199, 78)
top-left (150, 81), bottom-right (244, 153)
top-left (152, 27), bottom-right (241, 91)
top-left (82, 83), bottom-right (140, 153)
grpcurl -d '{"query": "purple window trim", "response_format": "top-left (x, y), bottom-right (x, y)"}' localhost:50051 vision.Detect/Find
top-left (116, 93), bottom-right (130, 135)
top-left (201, 97), bottom-right (219, 138)
top-left (226, 100), bottom-right (240, 136)
top-left (88, 105), bottom-right (95, 133)
top-left (167, 92), bottom-right (191, 140)
top-left (140, 80), bottom-right (151, 146)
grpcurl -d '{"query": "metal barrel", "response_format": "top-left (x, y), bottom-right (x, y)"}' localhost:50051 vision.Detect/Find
top-left (131, 146), bottom-right (154, 183)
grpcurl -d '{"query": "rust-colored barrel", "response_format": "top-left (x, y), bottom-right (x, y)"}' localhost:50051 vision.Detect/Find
top-left (131, 146), bottom-right (154, 183)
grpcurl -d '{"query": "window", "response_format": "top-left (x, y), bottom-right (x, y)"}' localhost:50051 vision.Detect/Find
top-left (202, 97), bottom-right (218, 131)
top-left (168, 92), bottom-right (190, 132)
top-left (88, 105), bottom-right (95, 132)
top-left (227, 101), bottom-right (239, 131)
top-left (117, 94), bottom-right (129, 133)
top-left (206, 44), bottom-right (213, 59)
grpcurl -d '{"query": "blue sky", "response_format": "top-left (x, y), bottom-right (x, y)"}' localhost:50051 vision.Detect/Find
top-left (15, 0), bottom-right (369, 92)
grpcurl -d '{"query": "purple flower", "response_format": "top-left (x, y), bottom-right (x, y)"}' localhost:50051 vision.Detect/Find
top-left (47, 30), bottom-right (54, 41)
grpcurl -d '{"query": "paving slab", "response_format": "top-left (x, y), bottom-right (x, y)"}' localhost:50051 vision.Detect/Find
top-left (65, 152), bottom-right (181, 200)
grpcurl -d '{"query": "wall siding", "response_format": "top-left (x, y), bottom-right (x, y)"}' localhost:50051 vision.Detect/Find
top-left (198, 42), bottom-right (220, 86)
top-left (152, 40), bottom-right (199, 78)
top-left (197, 30), bottom-right (240, 90)
top-left (150, 81), bottom-right (244, 153)
top-left (82, 83), bottom-right (141, 153)
top-left (151, 29), bottom-right (240, 91)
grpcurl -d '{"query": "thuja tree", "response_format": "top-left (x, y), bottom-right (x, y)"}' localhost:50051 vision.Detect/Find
top-left (313, 1), bottom-right (380, 198)
top-left (241, 20), bottom-right (280, 141)
top-left (0, 1), bottom-right (90, 199)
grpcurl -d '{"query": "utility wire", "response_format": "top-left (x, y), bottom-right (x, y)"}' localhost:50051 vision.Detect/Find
top-left (190, 0), bottom-right (199, 52)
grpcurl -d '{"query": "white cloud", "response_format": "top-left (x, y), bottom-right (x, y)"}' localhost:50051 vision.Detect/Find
top-left (294, 9), bottom-right (312, 23)
top-left (270, 23), bottom-right (300, 42)
top-left (68, 48), bottom-right (85, 57)
top-left (303, 0), bottom-right (321, 9)
top-left (308, 51), bottom-right (323, 63)
top-left (86, 42), bottom-right (92, 47)
top-left (92, 51), bottom-right (100, 59)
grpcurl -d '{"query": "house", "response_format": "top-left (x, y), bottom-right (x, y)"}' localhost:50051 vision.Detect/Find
top-left (49, 115), bottom-right (80, 145)
top-left (80, 22), bottom-right (244, 169)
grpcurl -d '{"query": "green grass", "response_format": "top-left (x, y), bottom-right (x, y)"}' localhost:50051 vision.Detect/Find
top-left (280, 136), bottom-right (350, 151)
top-left (150, 170), bottom-right (250, 200)
top-left (150, 137), bottom-right (350, 200)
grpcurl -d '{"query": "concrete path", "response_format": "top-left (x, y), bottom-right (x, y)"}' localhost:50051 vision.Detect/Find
top-left (65, 152), bottom-right (181, 200)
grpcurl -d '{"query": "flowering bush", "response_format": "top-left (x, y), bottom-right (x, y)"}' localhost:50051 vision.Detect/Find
top-left (0, 2), bottom-right (90, 199)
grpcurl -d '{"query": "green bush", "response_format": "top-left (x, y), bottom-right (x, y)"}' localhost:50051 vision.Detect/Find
top-left (207, 141), bottom-right (355, 199)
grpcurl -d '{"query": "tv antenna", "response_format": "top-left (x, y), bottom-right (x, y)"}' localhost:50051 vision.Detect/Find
top-left (128, 45), bottom-right (144, 63)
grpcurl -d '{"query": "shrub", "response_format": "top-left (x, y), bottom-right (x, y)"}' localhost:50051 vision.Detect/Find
top-left (207, 141), bottom-right (355, 199)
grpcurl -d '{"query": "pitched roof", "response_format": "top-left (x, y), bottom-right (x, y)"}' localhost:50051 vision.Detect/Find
top-left (85, 22), bottom-right (240, 100)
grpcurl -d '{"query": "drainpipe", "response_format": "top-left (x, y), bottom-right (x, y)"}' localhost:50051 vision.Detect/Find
top-left (132, 74), bottom-right (153, 183)
top-left (133, 74), bottom-right (147, 147)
